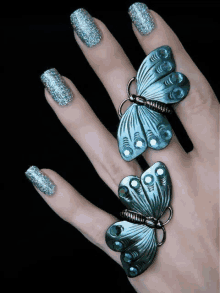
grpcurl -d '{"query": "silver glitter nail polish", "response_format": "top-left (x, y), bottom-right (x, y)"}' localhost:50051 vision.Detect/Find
top-left (128, 2), bottom-right (155, 35)
top-left (40, 68), bottom-right (73, 106)
top-left (70, 8), bottom-right (102, 48)
top-left (25, 166), bottom-right (56, 196)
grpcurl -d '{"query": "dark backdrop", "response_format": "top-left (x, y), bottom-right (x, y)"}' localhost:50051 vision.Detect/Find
top-left (2, 0), bottom-right (219, 292)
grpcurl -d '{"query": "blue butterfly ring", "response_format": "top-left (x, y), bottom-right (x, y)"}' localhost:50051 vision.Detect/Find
top-left (117, 45), bottom-right (190, 161)
top-left (105, 162), bottom-right (173, 278)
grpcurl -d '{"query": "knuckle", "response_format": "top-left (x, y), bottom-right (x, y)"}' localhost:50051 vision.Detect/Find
top-left (93, 44), bottom-right (123, 71)
top-left (102, 156), bottom-right (139, 191)
top-left (90, 214), bottom-right (117, 246)
top-left (83, 222), bottom-right (105, 246)
top-left (107, 161), bottom-right (127, 184)
top-left (72, 208), bottom-right (115, 247)
top-left (177, 86), bottom-right (213, 116)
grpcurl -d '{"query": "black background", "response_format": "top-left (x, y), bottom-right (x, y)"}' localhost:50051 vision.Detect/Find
top-left (2, 0), bottom-right (220, 291)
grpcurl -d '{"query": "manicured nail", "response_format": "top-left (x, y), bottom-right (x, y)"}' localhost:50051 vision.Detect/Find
top-left (40, 68), bottom-right (73, 106)
top-left (128, 2), bottom-right (155, 36)
top-left (25, 166), bottom-right (56, 196)
top-left (70, 8), bottom-right (102, 48)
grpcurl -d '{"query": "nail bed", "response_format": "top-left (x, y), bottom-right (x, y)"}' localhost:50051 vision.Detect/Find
top-left (40, 68), bottom-right (73, 106)
top-left (128, 2), bottom-right (155, 35)
top-left (70, 8), bottom-right (102, 48)
top-left (25, 166), bottom-right (56, 196)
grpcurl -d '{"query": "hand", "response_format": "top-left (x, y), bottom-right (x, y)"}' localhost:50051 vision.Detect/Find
top-left (25, 3), bottom-right (219, 292)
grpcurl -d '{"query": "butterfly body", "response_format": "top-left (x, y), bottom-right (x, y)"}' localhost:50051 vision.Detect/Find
top-left (105, 162), bottom-right (172, 278)
top-left (128, 94), bottom-right (173, 114)
top-left (120, 209), bottom-right (164, 229)
top-left (118, 45), bottom-right (190, 161)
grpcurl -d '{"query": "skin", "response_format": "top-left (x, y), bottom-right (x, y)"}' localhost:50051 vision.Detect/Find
top-left (34, 10), bottom-right (219, 293)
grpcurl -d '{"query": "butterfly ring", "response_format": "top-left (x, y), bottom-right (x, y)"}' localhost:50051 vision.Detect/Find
top-left (117, 45), bottom-right (190, 161)
top-left (105, 162), bottom-right (173, 278)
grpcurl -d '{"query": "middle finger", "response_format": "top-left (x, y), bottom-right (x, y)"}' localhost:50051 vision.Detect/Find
top-left (70, 8), bottom-right (189, 170)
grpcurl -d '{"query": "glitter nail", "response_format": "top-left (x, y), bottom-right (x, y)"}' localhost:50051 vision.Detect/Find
top-left (70, 8), bottom-right (102, 48)
top-left (128, 2), bottom-right (155, 35)
top-left (40, 68), bottom-right (73, 106)
top-left (25, 166), bottom-right (56, 196)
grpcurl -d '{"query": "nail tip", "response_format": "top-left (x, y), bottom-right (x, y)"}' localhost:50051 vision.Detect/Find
top-left (25, 165), bottom-right (38, 176)
top-left (40, 68), bottom-right (57, 80)
top-left (70, 8), bottom-right (87, 24)
top-left (128, 2), bottom-right (148, 12)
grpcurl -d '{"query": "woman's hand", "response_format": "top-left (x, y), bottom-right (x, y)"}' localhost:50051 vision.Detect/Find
top-left (25, 4), bottom-right (219, 292)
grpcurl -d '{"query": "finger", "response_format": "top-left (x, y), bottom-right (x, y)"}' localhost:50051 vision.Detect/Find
top-left (40, 69), bottom-right (142, 195)
top-left (129, 4), bottom-right (219, 157)
top-left (25, 166), bottom-right (121, 264)
top-left (70, 8), bottom-right (188, 171)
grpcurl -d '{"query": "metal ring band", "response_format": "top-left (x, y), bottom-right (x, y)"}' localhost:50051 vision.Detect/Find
top-left (118, 77), bottom-right (136, 119)
top-left (118, 98), bottom-right (130, 119)
top-left (162, 206), bottom-right (173, 226)
top-left (127, 77), bottom-right (136, 97)
top-left (157, 226), bottom-right (166, 246)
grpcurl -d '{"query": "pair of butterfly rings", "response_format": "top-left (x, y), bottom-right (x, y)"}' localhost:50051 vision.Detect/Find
top-left (105, 45), bottom-right (190, 278)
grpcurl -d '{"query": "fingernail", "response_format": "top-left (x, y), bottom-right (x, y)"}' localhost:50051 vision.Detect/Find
top-left (40, 68), bottom-right (73, 106)
top-left (25, 166), bottom-right (56, 196)
top-left (128, 2), bottom-right (155, 36)
top-left (70, 8), bottom-right (102, 48)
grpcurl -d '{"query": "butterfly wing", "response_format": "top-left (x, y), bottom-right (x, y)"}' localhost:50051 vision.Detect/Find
top-left (136, 45), bottom-right (190, 104)
top-left (139, 71), bottom-right (190, 104)
top-left (136, 45), bottom-right (175, 94)
top-left (105, 221), bottom-right (157, 278)
top-left (140, 161), bottom-right (172, 219)
top-left (137, 106), bottom-right (172, 150)
top-left (117, 104), bottom-right (148, 161)
top-left (118, 161), bottom-right (172, 219)
top-left (117, 102), bottom-right (173, 160)
top-left (118, 175), bottom-right (154, 217)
